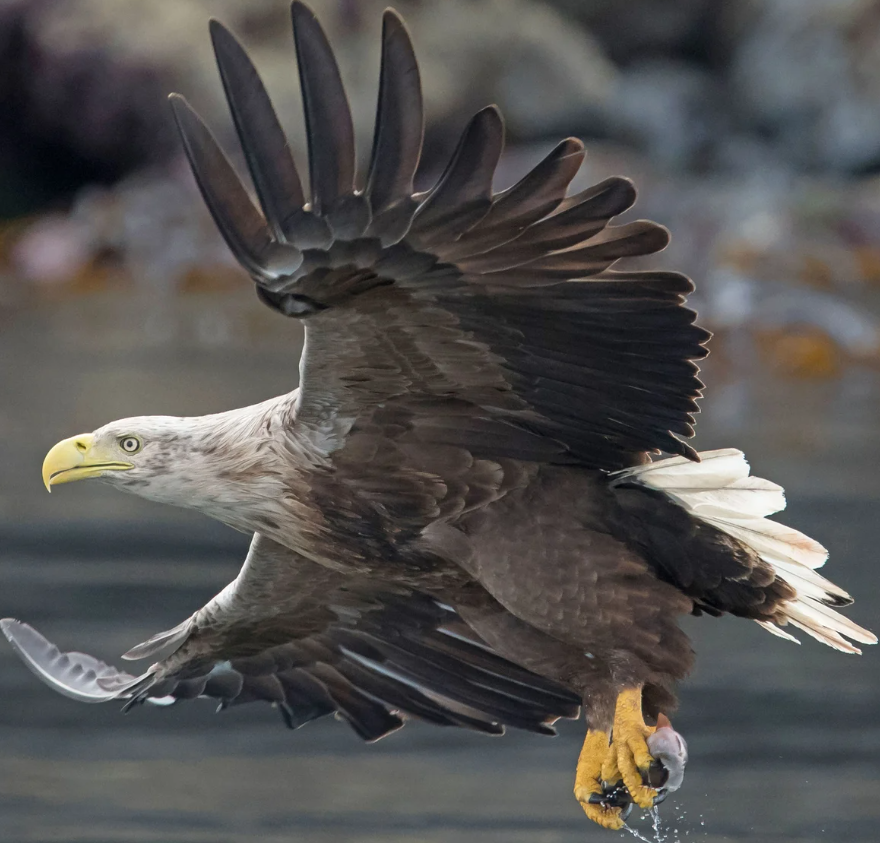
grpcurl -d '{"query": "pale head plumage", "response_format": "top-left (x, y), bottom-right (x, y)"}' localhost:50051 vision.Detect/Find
top-left (46, 397), bottom-right (309, 535)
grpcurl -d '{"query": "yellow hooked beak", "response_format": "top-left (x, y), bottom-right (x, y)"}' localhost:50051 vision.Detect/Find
top-left (42, 433), bottom-right (134, 491)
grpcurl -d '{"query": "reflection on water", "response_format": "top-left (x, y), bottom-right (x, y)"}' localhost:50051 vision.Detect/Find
top-left (2, 500), bottom-right (879, 842)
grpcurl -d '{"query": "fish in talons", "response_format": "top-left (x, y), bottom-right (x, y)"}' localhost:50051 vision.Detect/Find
top-left (582, 714), bottom-right (687, 829)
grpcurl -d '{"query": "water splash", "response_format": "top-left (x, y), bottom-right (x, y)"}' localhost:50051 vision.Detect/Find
top-left (619, 800), bottom-right (711, 843)
top-left (650, 806), bottom-right (666, 842)
top-left (621, 822), bottom-right (656, 843)
top-left (619, 804), bottom-right (707, 843)
top-left (618, 808), bottom-right (669, 843)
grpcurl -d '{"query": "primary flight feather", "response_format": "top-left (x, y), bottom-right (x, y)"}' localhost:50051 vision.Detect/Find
top-left (7, 2), bottom-right (874, 831)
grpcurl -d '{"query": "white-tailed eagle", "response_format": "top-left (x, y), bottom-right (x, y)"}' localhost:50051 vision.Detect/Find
top-left (4, 2), bottom-right (875, 830)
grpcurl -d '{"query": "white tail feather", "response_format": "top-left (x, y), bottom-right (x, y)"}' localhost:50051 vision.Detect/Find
top-left (700, 515), bottom-right (828, 570)
top-left (787, 619), bottom-right (861, 654)
top-left (758, 555), bottom-right (852, 605)
top-left (620, 449), bottom-right (749, 489)
top-left (755, 620), bottom-right (800, 644)
top-left (673, 478), bottom-right (786, 518)
top-left (614, 449), bottom-right (876, 654)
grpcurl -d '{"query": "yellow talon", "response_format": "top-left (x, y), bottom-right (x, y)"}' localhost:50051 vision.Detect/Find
top-left (613, 686), bottom-right (657, 809)
top-left (600, 738), bottom-right (621, 784)
top-left (573, 728), bottom-right (624, 830)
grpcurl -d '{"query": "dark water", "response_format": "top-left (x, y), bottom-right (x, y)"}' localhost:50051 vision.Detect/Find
top-left (1, 499), bottom-right (879, 843)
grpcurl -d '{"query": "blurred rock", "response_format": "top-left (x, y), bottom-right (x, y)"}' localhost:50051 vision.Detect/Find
top-left (546, 0), bottom-right (755, 66)
top-left (608, 60), bottom-right (724, 169)
top-left (3, 159), bottom-right (244, 300)
top-left (550, 0), bottom-right (880, 175)
top-left (730, 0), bottom-right (880, 173)
top-left (392, 0), bottom-right (614, 146)
top-left (9, 214), bottom-right (94, 287)
top-left (7, 0), bottom-right (880, 197)
top-left (757, 326), bottom-right (842, 378)
top-left (0, 0), bottom-right (616, 214)
top-left (0, 0), bottom-right (177, 216)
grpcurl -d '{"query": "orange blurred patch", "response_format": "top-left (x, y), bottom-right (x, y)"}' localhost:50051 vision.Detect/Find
top-left (755, 326), bottom-right (842, 379)
top-left (798, 254), bottom-right (835, 290)
top-left (179, 265), bottom-right (247, 294)
top-left (854, 246), bottom-right (880, 285)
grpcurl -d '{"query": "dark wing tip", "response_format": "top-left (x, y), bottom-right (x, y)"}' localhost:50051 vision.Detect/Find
top-left (604, 220), bottom-right (670, 259)
top-left (680, 441), bottom-right (700, 461)
top-left (653, 222), bottom-right (671, 252)
top-left (290, 0), bottom-right (325, 48)
top-left (478, 103), bottom-right (505, 132)
top-left (559, 136), bottom-right (586, 157)
top-left (290, 0), bottom-right (317, 22)
top-left (625, 220), bottom-right (670, 254)
top-left (366, 5), bottom-right (423, 231)
top-left (411, 104), bottom-right (505, 242)
top-left (207, 17), bottom-right (228, 37)
top-left (290, 0), bottom-right (356, 212)
top-left (208, 18), bottom-right (243, 61)
top-left (208, 19), bottom-right (249, 76)
top-left (382, 7), bottom-right (407, 33)
top-left (611, 176), bottom-right (637, 212)
top-left (207, 12), bottom-right (307, 237)
top-left (168, 90), bottom-right (300, 281)
top-left (168, 93), bottom-right (203, 140)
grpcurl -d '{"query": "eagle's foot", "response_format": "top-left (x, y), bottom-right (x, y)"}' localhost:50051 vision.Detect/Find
top-left (574, 728), bottom-right (626, 830)
top-left (575, 695), bottom-right (688, 829)
top-left (612, 686), bottom-right (658, 809)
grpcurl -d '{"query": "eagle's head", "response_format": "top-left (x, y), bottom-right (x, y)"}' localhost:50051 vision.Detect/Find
top-left (40, 403), bottom-right (292, 527)
top-left (42, 416), bottom-right (212, 496)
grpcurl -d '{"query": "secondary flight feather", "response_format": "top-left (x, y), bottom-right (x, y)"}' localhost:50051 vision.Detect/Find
top-left (5, 2), bottom-right (874, 831)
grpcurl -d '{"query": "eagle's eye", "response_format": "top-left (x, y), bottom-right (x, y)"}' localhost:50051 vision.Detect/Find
top-left (118, 436), bottom-right (142, 454)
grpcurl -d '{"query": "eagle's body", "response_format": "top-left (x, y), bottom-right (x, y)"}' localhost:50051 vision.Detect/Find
top-left (5, 2), bottom-right (874, 830)
top-left (105, 395), bottom-right (700, 716)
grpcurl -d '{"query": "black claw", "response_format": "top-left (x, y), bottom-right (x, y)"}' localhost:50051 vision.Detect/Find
top-left (587, 785), bottom-right (668, 810)
top-left (588, 781), bottom-right (631, 809)
top-left (588, 762), bottom-right (670, 813)
top-left (587, 784), bottom-right (636, 821)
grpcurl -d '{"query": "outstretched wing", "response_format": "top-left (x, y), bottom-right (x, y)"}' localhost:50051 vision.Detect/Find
top-left (1, 535), bottom-right (580, 741)
top-left (173, 3), bottom-right (709, 483)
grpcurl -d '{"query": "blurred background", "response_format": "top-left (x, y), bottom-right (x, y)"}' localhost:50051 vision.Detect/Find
top-left (1, 0), bottom-right (879, 840)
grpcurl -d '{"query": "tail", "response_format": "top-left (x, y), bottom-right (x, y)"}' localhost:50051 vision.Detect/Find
top-left (613, 449), bottom-right (876, 654)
